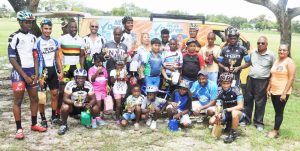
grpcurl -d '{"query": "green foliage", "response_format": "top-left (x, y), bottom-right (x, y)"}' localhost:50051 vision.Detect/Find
top-left (165, 10), bottom-right (189, 15)
top-left (0, 4), bottom-right (13, 18)
top-left (111, 3), bottom-right (151, 17)
top-left (230, 16), bottom-right (248, 29)
top-left (206, 14), bottom-right (231, 24)
top-left (292, 21), bottom-right (300, 33)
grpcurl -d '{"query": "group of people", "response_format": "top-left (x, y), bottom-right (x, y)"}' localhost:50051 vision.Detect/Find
top-left (8, 10), bottom-right (296, 144)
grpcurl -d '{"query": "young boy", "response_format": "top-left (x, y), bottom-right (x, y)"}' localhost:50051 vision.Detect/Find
top-left (162, 38), bottom-right (183, 86)
top-left (209, 72), bottom-right (244, 144)
top-left (166, 80), bottom-right (192, 128)
top-left (182, 38), bottom-right (205, 88)
top-left (141, 38), bottom-right (165, 88)
top-left (121, 85), bottom-right (144, 129)
top-left (141, 86), bottom-right (167, 130)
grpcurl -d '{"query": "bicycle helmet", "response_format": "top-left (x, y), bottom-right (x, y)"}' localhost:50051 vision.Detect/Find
top-left (219, 72), bottom-right (234, 82)
top-left (122, 16), bottom-right (133, 25)
top-left (17, 10), bottom-right (35, 21)
top-left (74, 69), bottom-right (87, 77)
top-left (146, 85), bottom-right (158, 93)
top-left (40, 19), bottom-right (52, 26)
top-left (189, 23), bottom-right (199, 30)
top-left (178, 80), bottom-right (189, 89)
top-left (227, 27), bottom-right (240, 38)
top-left (224, 26), bottom-right (234, 36)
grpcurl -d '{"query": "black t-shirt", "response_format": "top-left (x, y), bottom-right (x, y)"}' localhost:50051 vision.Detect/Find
top-left (182, 53), bottom-right (204, 81)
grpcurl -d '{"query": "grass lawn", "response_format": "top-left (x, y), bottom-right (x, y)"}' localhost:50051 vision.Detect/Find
top-left (0, 19), bottom-right (299, 150)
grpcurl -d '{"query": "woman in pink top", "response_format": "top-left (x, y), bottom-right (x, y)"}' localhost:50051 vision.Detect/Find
top-left (266, 44), bottom-right (296, 138)
top-left (88, 53), bottom-right (108, 125)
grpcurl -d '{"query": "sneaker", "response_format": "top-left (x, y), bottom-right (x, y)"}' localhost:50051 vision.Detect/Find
top-left (116, 120), bottom-right (121, 125)
top-left (51, 118), bottom-right (62, 126)
top-left (15, 129), bottom-right (24, 140)
top-left (41, 120), bottom-right (48, 128)
top-left (96, 117), bottom-right (106, 126)
top-left (134, 123), bottom-right (140, 131)
top-left (239, 121), bottom-right (246, 127)
top-left (57, 125), bottom-right (68, 135)
top-left (196, 116), bottom-right (205, 123)
top-left (31, 124), bottom-right (47, 132)
top-left (150, 120), bottom-right (157, 130)
top-left (208, 125), bottom-right (213, 129)
top-left (146, 118), bottom-right (152, 126)
top-left (92, 119), bottom-right (97, 129)
top-left (224, 130), bottom-right (237, 144)
top-left (257, 126), bottom-right (264, 132)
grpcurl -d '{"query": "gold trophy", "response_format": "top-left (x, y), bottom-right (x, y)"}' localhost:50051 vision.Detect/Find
top-left (116, 68), bottom-right (121, 79)
top-left (126, 102), bottom-right (135, 113)
top-left (74, 92), bottom-right (84, 107)
top-left (228, 58), bottom-right (237, 73)
top-left (102, 48), bottom-right (110, 60)
top-left (212, 100), bottom-right (223, 138)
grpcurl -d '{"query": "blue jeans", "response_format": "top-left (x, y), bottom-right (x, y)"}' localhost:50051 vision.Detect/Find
top-left (123, 112), bottom-right (136, 120)
top-left (145, 76), bottom-right (160, 88)
top-left (207, 72), bottom-right (218, 84)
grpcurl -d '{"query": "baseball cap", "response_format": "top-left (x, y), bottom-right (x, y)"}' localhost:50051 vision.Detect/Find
top-left (197, 70), bottom-right (208, 77)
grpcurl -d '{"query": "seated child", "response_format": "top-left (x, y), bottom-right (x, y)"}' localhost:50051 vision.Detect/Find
top-left (121, 85), bottom-right (145, 129)
top-left (166, 80), bottom-right (192, 128)
top-left (141, 85), bottom-right (167, 130)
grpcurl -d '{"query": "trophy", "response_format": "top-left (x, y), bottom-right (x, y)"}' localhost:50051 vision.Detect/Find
top-left (228, 58), bottom-right (237, 73)
top-left (84, 43), bottom-right (91, 61)
top-left (74, 92), bottom-right (84, 107)
top-left (102, 48), bottom-right (110, 60)
top-left (116, 68), bottom-right (121, 79)
top-left (40, 68), bottom-right (48, 91)
top-left (212, 100), bottom-right (223, 138)
top-left (126, 102), bottom-right (135, 113)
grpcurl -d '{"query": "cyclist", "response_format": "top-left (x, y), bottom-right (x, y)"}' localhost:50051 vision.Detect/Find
top-left (36, 19), bottom-right (63, 128)
top-left (121, 16), bottom-right (135, 52)
top-left (57, 19), bottom-right (85, 118)
top-left (209, 72), bottom-right (245, 143)
top-left (181, 23), bottom-right (205, 52)
top-left (8, 10), bottom-right (47, 139)
top-left (58, 69), bottom-right (99, 135)
top-left (218, 27), bottom-right (250, 87)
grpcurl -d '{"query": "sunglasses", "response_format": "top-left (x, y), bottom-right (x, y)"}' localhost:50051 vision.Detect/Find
top-left (90, 25), bottom-right (98, 28)
top-left (279, 48), bottom-right (288, 52)
top-left (257, 42), bottom-right (266, 45)
top-left (22, 20), bottom-right (34, 24)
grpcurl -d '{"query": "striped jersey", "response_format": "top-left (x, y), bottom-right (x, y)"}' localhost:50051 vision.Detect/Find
top-left (58, 34), bottom-right (84, 65)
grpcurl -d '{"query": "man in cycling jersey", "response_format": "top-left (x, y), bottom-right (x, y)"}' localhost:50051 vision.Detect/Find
top-left (35, 19), bottom-right (63, 128)
top-left (58, 69), bottom-right (99, 135)
top-left (121, 16), bottom-right (135, 52)
top-left (57, 19), bottom-right (85, 118)
top-left (217, 27), bottom-right (250, 87)
top-left (209, 72), bottom-right (245, 143)
top-left (181, 23), bottom-right (205, 52)
top-left (83, 20), bottom-right (106, 71)
top-left (8, 11), bottom-right (47, 140)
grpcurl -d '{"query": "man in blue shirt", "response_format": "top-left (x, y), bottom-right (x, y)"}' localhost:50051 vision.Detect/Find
top-left (190, 70), bottom-right (218, 120)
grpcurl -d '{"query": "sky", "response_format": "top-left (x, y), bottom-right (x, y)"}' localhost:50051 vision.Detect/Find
top-left (2, 0), bottom-right (300, 21)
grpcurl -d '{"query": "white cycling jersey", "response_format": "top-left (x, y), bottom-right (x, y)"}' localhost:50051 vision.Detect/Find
top-left (8, 30), bottom-right (36, 68)
top-left (64, 80), bottom-right (94, 102)
top-left (35, 36), bottom-right (59, 67)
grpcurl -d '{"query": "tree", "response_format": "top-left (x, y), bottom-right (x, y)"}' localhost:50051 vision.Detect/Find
top-left (112, 3), bottom-right (150, 17)
top-left (8, 0), bottom-right (41, 36)
top-left (245, 0), bottom-right (300, 56)
top-left (166, 10), bottom-right (189, 15)
top-left (230, 16), bottom-right (248, 29)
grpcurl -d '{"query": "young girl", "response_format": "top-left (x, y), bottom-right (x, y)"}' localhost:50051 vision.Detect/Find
top-left (110, 57), bottom-right (128, 124)
top-left (88, 53), bottom-right (108, 128)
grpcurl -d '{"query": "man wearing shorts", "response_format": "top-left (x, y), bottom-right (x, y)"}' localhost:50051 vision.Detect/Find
top-left (190, 70), bottom-right (218, 122)
top-left (8, 11), bottom-right (47, 140)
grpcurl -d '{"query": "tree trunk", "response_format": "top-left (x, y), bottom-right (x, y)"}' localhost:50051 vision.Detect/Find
top-left (8, 0), bottom-right (41, 37)
top-left (275, 10), bottom-right (292, 57)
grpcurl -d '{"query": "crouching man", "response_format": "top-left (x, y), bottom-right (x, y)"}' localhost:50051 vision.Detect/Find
top-left (209, 72), bottom-right (244, 143)
top-left (58, 69), bottom-right (99, 135)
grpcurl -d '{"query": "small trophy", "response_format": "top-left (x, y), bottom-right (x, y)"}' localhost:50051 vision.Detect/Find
top-left (102, 48), bottom-right (110, 60)
top-left (228, 58), bottom-right (237, 73)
